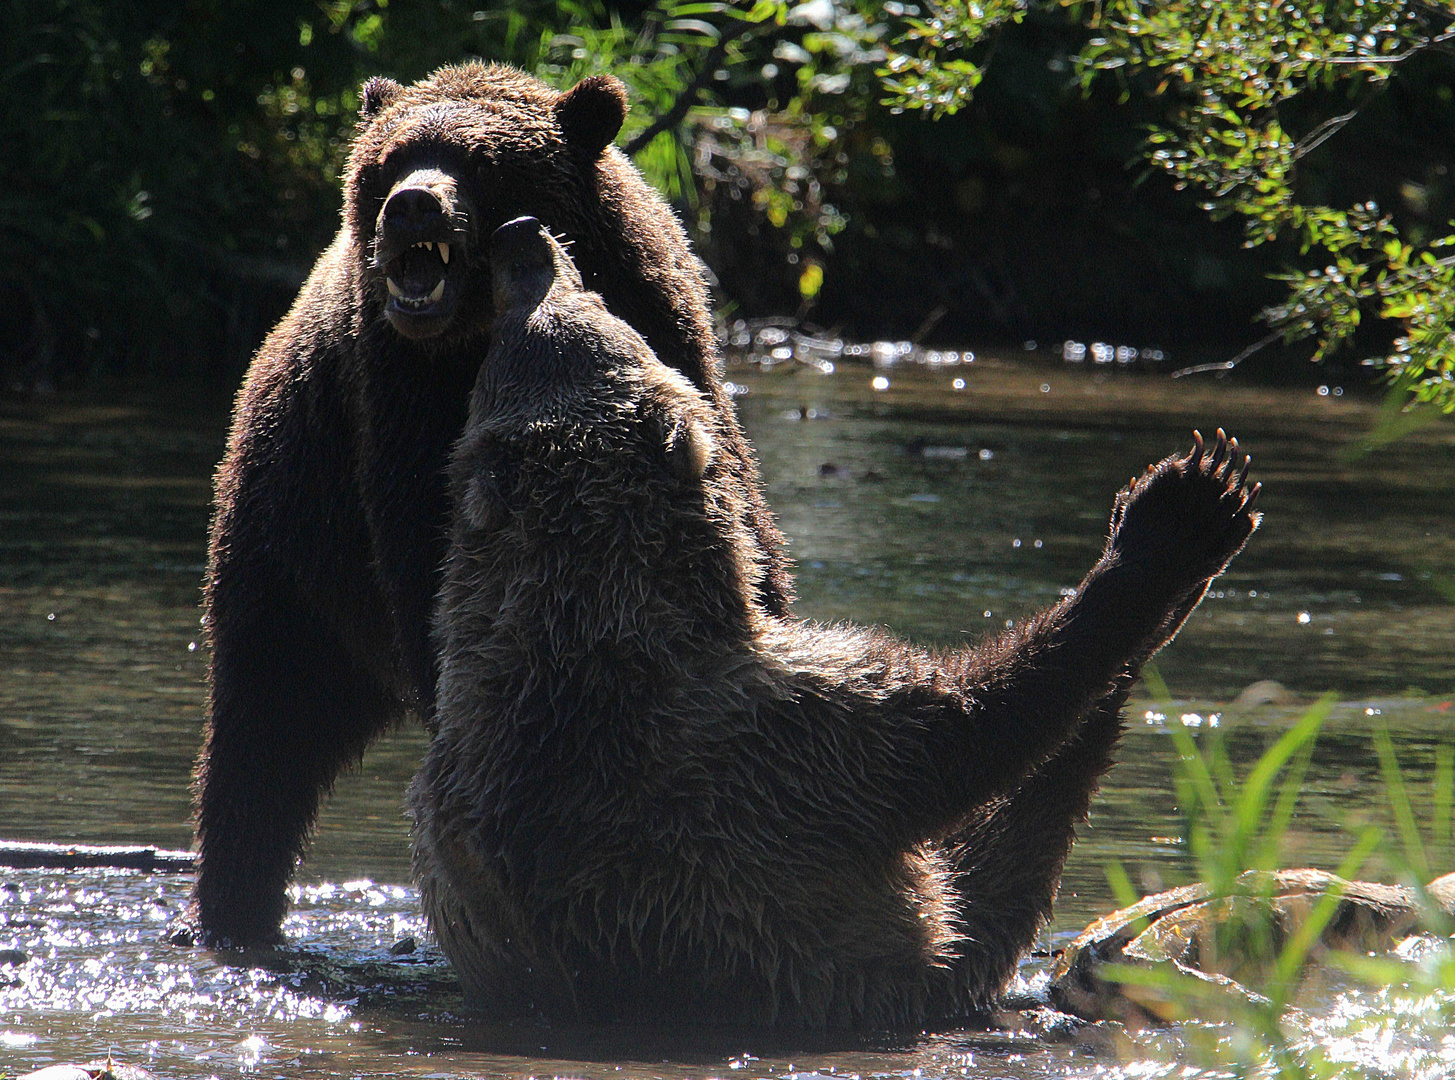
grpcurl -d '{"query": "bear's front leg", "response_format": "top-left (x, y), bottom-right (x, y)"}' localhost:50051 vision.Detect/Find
top-left (184, 362), bottom-right (409, 949)
top-left (943, 431), bottom-right (1259, 811)
top-left (1044, 428), bottom-right (1260, 684)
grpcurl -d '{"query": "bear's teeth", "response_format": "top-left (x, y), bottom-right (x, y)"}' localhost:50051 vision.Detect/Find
top-left (438, 243), bottom-right (450, 265)
top-left (428, 279), bottom-right (445, 302)
top-left (387, 278), bottom-right (404, 298)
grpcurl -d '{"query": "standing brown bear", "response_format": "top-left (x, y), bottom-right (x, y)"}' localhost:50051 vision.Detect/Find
top-left (410, 217), bottom-right (1261, 1030)
top-left (190, 63), bottom-right (795, 947)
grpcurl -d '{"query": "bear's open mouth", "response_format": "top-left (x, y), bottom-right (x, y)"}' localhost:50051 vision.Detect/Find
top-left (377, 233), bottom-right (467, 337)
top-left (385, 239), bottom-right (454, 311)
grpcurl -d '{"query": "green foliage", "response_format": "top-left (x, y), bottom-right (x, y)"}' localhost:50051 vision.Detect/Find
top-left (14, 0), bottom-right (1449, 386)
top-left (1, 0), bottom-right (368, 382)
top-left (1170, 694), bottom-right (1341, 892)
top-left (1082, 0), bottom-right (1455, 412)
top-left (885, 0), bottom-right (1455, 414)
top-left (881, 0), bottom-right (1032, 116)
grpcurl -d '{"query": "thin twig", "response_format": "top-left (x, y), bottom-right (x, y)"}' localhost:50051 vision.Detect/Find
top-left (1293, 109), bottom-right (1360, 161)
top-left (1171, 328), bottom-right (1284, 378)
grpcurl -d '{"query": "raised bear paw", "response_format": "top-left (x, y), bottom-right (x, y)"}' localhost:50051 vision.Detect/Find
top-left (1107, 429), bottom-right (1261, 591)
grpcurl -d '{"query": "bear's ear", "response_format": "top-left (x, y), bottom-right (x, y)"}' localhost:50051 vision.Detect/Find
top-left (555, 74), bottom-right (628, 157)
top-left (661, 414), bottom-right (713, 484)
top-left (360, 76), bottom-right (403, 118)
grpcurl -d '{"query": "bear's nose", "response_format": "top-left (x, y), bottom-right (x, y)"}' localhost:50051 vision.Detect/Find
top-left (383, 187), bottom-right (446, 233)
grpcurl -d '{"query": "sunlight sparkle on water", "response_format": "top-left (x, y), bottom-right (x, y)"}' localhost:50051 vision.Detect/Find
top-left (1308, 978), bottom-right (1455, 1079)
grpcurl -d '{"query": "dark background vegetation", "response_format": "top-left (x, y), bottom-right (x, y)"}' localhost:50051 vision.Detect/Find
top-left (6, 0), bottom-right (1455, 392)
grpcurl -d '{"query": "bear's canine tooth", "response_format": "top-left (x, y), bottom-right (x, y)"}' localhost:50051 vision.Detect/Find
top-left (387, 278), bottom-right (404, 299)
top-left (428, 279), bottom-right (445, 302)
top-left (438, 243), bottom-right (450, 265)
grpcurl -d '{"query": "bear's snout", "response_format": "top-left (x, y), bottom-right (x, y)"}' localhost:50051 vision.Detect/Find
top-left (375, 167), bottom-right (473, 337)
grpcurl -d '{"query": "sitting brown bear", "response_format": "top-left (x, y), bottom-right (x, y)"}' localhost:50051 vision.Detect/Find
top-left (409, 218), bottom-right (1261, 1030)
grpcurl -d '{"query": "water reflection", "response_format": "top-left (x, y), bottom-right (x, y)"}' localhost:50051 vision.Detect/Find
top-left (0, 867), bottom-right (1114, 1079)
top-left (1, 359), bottom-right (1453, 1078)
top-left (730, 352), bottom-right (1455, 698)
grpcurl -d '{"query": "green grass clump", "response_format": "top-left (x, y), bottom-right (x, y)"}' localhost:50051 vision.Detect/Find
top-left (1100, 669), bottom-right (1455, 1078)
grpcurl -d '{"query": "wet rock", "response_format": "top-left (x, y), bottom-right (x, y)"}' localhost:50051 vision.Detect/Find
top-left (1426, 871), bottom-right (1455, 909)
top-left (388, 935), bottom-right (416, 955)
top-left (19, 1062), bottom-right (157, 1080)
top-left (0, 946), bottom-right (29, 965)
top-left (985, 1003), bottom-right (1121, 1054)
top-left (1048, 868), bottom-right (1455, 1028)
top-left (163, 908), bottom-right (198, 947)
top-left (1232, 679), bottom-right (1296, 708)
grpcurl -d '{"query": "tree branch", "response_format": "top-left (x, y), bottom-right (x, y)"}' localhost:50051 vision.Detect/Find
top-left (1325, 26), bottom-right (1455, 65)
top-left (624, 35), bottom-right (733, 158)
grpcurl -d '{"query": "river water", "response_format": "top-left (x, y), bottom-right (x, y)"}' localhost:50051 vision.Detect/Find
top-left (1, 346), bottom-right (1453, 1078)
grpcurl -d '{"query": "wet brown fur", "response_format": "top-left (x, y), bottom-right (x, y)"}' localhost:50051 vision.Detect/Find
top-left (411, 222), bottom-right (1263, 1030)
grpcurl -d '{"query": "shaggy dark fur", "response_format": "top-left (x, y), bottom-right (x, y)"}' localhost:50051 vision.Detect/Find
top-left (190, 64), bottom-right (792, 947)
top-left (410, 218), bottom-right (1261, 1029)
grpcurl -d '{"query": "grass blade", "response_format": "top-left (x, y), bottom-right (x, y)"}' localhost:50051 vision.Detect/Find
top-left (1374, 724), bottom-right (1430, 881)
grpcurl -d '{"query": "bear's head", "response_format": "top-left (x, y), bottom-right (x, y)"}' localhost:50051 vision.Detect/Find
top-left (345, 63), bottom-right (629, 344)
top-left (448, 217), bottom-right (764, 637)
top-left (468, 215), bottom-right (713, 478)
